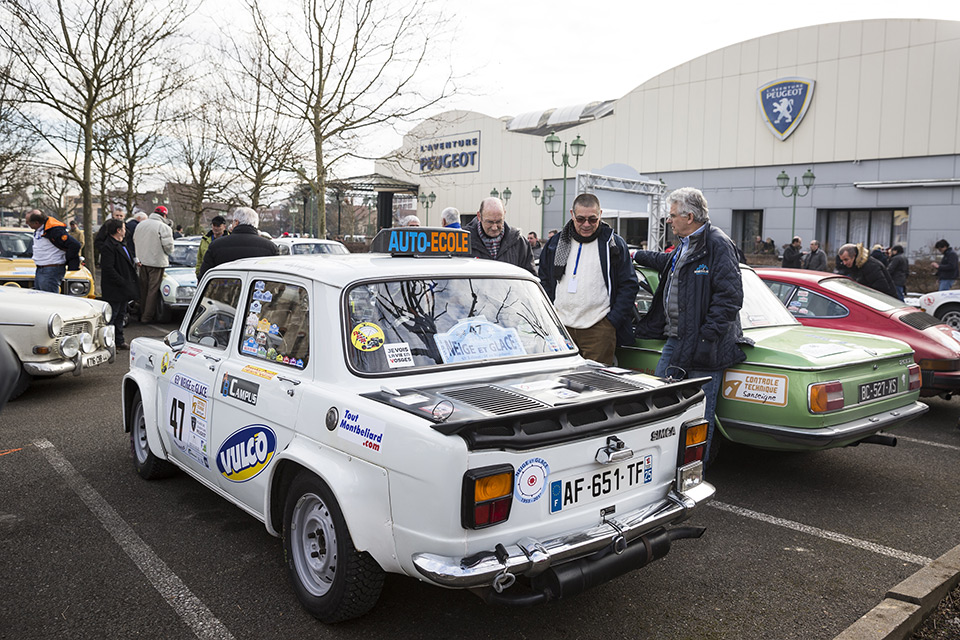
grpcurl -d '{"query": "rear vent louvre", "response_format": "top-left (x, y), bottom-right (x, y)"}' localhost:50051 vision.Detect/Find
top-left (560, 371), bottom-right (649, 393)
top-left (900, 311), bottom-right (944, 331)
top-left (442, 386), bottom-right (549, 415)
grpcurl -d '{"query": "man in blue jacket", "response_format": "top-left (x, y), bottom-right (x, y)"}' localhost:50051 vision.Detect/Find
top-left (538, 193), bottom-right (639, 365)
top-left (633, 187), bottom-right (747, 463)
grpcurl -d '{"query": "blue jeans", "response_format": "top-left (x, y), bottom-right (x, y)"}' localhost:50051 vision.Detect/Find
top-left (896, 285), bottom-right (906, 301)
top-left (655, 337), bottom-right (723, 461)
top-left (939, 280), bottom-right (955, 291)
top-left (34, 265), bottom-right (66, 293)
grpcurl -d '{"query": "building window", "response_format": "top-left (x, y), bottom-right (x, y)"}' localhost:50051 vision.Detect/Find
top-left (732, 210), bottom-right (764, 253)
top-left (816, 209), bottom-right (909, 255)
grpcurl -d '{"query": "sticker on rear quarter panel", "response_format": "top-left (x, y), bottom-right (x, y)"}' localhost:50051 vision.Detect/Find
top-left (515, 458), bottom-right (549, 504)
top-left (722, 369), bottom-right (788, 406)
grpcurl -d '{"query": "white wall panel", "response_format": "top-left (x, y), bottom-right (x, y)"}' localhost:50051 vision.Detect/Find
top-left (903, 43), bottom-right (935, 158)
top-left (878, 48), bottom-right (908, 158)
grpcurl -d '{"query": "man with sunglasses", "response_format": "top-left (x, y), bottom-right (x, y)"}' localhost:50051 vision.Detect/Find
top-left (466, 197), bottom-right (535, 274)
top-left (633, 187), bottom-right (747, 464)
top-left (538, 193), bottom-right (639, 365)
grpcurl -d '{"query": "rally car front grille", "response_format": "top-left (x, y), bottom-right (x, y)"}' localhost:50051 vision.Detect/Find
top-left (899, 311), bottom-right (943, 331)
top-left (441, 386), bottom-right (549, 415)
top-left (62, 321), bottom-right (93, 337)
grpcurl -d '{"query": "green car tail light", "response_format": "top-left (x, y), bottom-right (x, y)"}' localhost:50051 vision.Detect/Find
top-left (809, 381), bottom-right (844, 413)
top-left (908, 364), bottom-right (921, 390)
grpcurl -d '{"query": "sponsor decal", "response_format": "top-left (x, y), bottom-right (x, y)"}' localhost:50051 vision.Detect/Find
top-left (384, 342), bottom-right (414, 368)
top-left (173, 373), bottom-right (209, 397)
top-left (160, 352), bottom-right (171, 374)
top-left (241, 364), bottom-right (278, 380)
top-left (434, 316), bottom-right (526, 364)
top-left (351, 322), bottom-right (385, 351)
top-left (216, 425), bottom-right (276, 482)
top-left (515, 457), bottom-right (549, 504)
top-left (693, 264), bottom-right (709, 275)
top-left (722, 369), bottom-right (788, 406)
top-left (337, 410), bottom-right (385, 453)
top-left (757, 77), bottom-right (815, 141)
top-left (221, 373), bottom-right (259, 406)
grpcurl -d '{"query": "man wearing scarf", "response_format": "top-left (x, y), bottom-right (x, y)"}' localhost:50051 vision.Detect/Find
top-left (466, 197), bottom-right (535, 274)
top-left (538, 193), bottom-right (639, 365)
top-left (633, 187), bottom-right (747, 464)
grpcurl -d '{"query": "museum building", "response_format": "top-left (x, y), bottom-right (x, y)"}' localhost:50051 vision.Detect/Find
top-left (374, 18), bottom-right (960, 260)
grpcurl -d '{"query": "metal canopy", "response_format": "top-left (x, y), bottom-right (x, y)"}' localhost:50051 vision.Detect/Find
top-left (576, 171), bottom-right (668, 250)
top-left (327, 173), bottom-right (420, 195)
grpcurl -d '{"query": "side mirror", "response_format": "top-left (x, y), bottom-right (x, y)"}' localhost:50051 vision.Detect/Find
top-left (164, 330), bottom-right (186, 352)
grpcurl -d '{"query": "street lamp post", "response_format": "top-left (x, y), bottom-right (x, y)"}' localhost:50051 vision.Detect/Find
top-left (776, 168), bottom-right (816, 239)
top-left (544, 131), bottom-right (586, 224)
top-left (531, 184), bottom-right (555, 235)
top-left (418, 191), bottom-right (436, 223)
top-left (489, 187), bottom-right (512, 207)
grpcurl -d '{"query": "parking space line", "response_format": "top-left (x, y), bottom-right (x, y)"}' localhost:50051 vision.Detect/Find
top-left (894, 435), bottom-right (960, 451)
top-left (33, 439), bottom-right (235, 640)
top-left (709, 501), bottom-right (932, 566)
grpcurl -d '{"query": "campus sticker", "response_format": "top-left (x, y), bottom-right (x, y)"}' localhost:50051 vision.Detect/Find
top-left (722, 369), bottom-right (788, 406)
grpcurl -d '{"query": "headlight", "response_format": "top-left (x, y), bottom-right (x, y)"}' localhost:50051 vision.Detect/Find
top-left (79, 332), bottom-right (95, 354)
top-left (102, 303), bottom-right (112, 324)
top-left (100, 325), bottom-right (115, 347)
top-left (67, 280), bottom-right (90, 296)
top-left (60, 335), bottom-right (80, 358)
top-left (48, 314), bottom-right (63, 337)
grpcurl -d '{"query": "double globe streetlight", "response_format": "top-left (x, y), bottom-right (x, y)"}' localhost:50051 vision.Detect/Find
top-left (776, 168), bottom-right (816, 239)
top-left (490, 187), bottom-right (511, 206)
top-left (544, 131), bottom-right (586, 223)
top-left (418, 191), bottom-right (436, 221)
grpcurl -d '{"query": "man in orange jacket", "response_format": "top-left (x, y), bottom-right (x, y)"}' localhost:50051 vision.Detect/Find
top-left (26, 210), bottom-right (81, 293)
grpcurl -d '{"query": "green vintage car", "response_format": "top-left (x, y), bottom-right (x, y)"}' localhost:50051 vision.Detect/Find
top-left (616, 265), bottom-right (928, 451)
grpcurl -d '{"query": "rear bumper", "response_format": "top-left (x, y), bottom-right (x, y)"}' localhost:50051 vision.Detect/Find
top-left (412, 478), bottom-right (714, 590)
top-left (921, 369), bottom-right (960, 394)
top-left (720, 400), bottom-right (929, 450)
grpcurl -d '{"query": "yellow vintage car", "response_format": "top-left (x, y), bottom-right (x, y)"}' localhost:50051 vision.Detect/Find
top-left (0, 226), bottom-right (96, 297)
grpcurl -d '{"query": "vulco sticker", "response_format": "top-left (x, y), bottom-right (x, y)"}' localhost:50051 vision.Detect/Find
top-left (722, 369), bottom-right (788, 406)
top-left (337, 410), bottom-right (385, 452)
top-left (216, 425), bottom-right (276, 482)
top-left (515, 457), bottom-right (549, 504)
top-left (351, 322), bottom-right (385, 351)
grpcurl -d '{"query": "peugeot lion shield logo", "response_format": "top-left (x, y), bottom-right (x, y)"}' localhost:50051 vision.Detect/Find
top-left (757, 77), bottom-right (815, 141)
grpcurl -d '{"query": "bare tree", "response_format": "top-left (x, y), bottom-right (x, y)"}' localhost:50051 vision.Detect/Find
top-left (168, 103), bottom-right (235, 233)
top-left (0, 0), bottom-right (191, 266)
top-left (0, 55), bottom-right (37, 198)
top-left (216, 40), bottom-right (306, 210)
top-left (249, 0), bottom-right (454, 237)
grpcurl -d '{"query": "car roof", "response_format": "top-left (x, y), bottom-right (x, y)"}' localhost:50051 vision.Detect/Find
top-left (754, 267), bottom-right (844, 285)
top-left (273, 237), bottom-right (342, 245)
top-left (208, 253), bottom-right (537, 288)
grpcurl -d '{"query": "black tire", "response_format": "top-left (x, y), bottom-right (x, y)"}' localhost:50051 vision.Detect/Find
top-left (156, 296), bottom-right (172, 324)
top-left (129, 390), bottom-right (177, 480)
top-left (9, 367), bottom-right (32, 400)
top-left (935, 304), bottom-right (960, 331)
top-left (283, 472), bottom-right (384, 623)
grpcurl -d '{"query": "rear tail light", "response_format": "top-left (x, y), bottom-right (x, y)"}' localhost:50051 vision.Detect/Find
top-left (462, 465), bottom-right (513, 529)
top-left (678, 419), bottom-right (708, 466)
top-left (907, 364), bottom-right (921, 390)
top-left (809, 381), bottom-right (844, 413)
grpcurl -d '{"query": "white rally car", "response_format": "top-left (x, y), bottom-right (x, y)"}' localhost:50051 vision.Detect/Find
top-left (121, 227), bottom-right (714, 623)
top-left (918, 289), bottom-right (960, 330)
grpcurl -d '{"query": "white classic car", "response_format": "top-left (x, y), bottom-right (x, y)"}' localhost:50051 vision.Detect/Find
top-left (272, 237), bottom-right (349, 255)
top-left (918, 289), bottom-right (960, 330)
top-left (1, 286), bottom-right (115, 398)
top-left (121, 227), bottom-right (713, 623)
top-left (154, 239), bottom-right (199, 322)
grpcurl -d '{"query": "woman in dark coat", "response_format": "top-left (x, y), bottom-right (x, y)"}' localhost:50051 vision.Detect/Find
top-left (99, 218), bottom-right (140, 349)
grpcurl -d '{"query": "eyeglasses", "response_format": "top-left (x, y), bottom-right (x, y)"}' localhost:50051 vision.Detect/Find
top-left (574, 216), bottom-right (599, 224)
top-left (481, 218), bottom-right (503, 227)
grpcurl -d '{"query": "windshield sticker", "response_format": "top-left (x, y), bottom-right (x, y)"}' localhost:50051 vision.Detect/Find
top-left (256, 318), bottom-right (271, 332)
top-left (337, 410), bottom-right (385, 453)
top-left (722, 369), bottom-right (788, 407)
top-left (249, 300), bottom-right (262, 314)
top-left (255, 280), bottom-right (265, 291)
top-left (384, 342), bottom-right (414, 368)
top-left (245, 312), bottom-right (259, 326)
top-left (217, 425), bottom-right (276, 482)
top-left (515, 457), bottom-right (550, 504)
top-left (435, 316), bottom-right (527, 364)
top-left (796, 343), bottom-right (851, 358)
top-left (512, 380), bottom-right (560, 392)
top-left (351, 322), bottom-right (385, 351)
top-left (241, 337), bottom-right (258, 354)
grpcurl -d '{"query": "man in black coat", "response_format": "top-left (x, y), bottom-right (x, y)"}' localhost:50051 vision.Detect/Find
top-left (781, 236), bottom-right (802, 268)
top-left (99, 218), bottom-right (140, 349)
top-left (931, 239), bottom-right (958, 290)
top-left (887, 245), bottom-right (909, 300)
top-left (838, 243), bottom-right (898, 298)
top-left (634, 187), bottom-right (748, 464)
top-left (466, 197), bottom-right (535, 275)
top-left (198, 207), bottom-right (278, 277)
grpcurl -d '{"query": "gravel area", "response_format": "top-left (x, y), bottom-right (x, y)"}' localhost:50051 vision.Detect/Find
top-left (911, 585), bottom-right (960, 640)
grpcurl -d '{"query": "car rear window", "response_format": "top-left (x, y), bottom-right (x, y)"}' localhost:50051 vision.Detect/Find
top-left (739, 269), bottom-right (800, 328)
top-left (345, 276), bottom-right (575, 374)
top-left (819, 277), bottom-right (903, 312)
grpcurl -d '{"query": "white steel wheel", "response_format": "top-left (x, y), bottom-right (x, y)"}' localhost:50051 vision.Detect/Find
top-left (283, 472), bottom-right (383, 623)
top-left (936, 305), bottom-right (960, 330)
top-left (129, 390), bottom-right (176, 480)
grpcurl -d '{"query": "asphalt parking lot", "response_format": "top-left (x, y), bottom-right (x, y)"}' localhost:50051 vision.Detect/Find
top-left (1, 319), bottom-right (959, 640)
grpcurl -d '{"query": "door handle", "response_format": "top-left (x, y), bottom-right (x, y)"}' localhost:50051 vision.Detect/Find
top-left (277, 376), bottom-right (301, 396)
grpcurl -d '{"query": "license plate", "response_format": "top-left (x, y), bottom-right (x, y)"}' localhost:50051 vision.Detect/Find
top-left (859, 377), bottom-right (898, 402)
top-left (83, 352), bottom-right (108, 368)
top-left (549, 455), bottom-right (654, 514)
